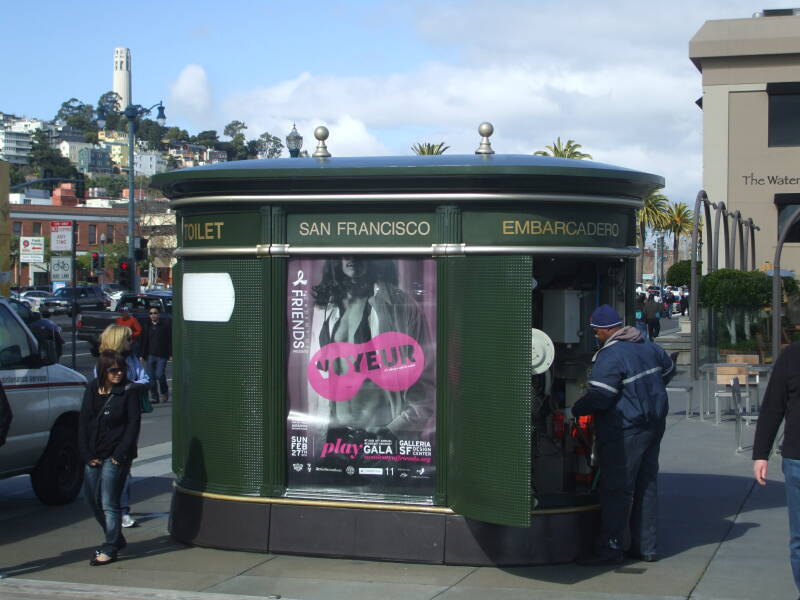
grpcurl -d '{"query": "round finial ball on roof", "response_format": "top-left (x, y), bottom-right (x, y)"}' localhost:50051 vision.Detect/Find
top-left (478, 122), bottom-right (494, 137)
top-left (314, 126), bottom-right (329, 141)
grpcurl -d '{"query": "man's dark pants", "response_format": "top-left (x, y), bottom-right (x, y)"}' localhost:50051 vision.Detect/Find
top-left (596, 420), bottom-right (665, 557)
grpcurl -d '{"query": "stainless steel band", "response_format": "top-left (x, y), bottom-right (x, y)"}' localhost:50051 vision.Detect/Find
top-left (174, 244), bottom-right (641, 258)
top-left (170, 192), bottom-right (643, 209)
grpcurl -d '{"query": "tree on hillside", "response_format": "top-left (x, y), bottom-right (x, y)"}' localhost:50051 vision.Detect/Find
top-left (636, 191), bottom-right (670, 284)
top-left (223, 120), bottom-right (247, 140)
top-left (29, 129), bottom-right (79, 183)
top-left (411, 142), bottom-right (449, 155)
top-left (257, 132), bottom-right (283, 158)
top-left (96, 91), bottom-right (124, 131)
top-left (137, 118), bottom-right (168, 150)
top-left (534, 137), bottom-right (592, 160)
top-left (192, 130), bottom-right (220, 148)
top-left (55, 98), bottom-right (97, 142)
top-left (664, 202), bottom-right (694, 263)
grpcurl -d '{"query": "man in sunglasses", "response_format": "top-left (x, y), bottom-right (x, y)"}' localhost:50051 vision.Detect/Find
top-left (139, 306), bottom-right (172, 404)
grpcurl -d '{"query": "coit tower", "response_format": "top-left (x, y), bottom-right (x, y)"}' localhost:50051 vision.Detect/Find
top-left (113, 47), bottom-right (131, 109)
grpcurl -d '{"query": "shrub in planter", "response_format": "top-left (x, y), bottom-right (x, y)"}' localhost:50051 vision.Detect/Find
top-left (699, 269), bottom-right (771, 346)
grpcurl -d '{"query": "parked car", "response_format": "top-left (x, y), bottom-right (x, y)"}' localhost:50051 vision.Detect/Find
top-left (77, 291), bottom-right (173, 353)
top-left (20, 290), bottom-right (70, 315)
top-left (0, 298), bottom-right (86, 505)
top-left (52, 285), bottom-right (107, 313)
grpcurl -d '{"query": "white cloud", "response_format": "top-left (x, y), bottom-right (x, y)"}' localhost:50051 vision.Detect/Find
top-left (168, 64), bottom-right (212, 126)
top-left (203, 1), bottom-right (795, 203)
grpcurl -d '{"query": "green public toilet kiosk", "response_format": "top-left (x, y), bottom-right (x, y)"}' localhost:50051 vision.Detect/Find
top-left (152, 126), bottom-right (663, 565)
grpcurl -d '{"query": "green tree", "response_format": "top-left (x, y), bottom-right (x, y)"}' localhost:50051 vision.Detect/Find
top-left (664, 202), bottom-right (694, 262)
top-left (96, 91), bottom-right (123, 131)
top-left (87, 174), bottom-right (128, 197)
top-left (637, 191), bottom-right (670, 284)
top-left (192, 130), bottom-right (220, 148)
top-left (699, 269), bottom-right (771, 345)
top-left (166, 155), bottom-right (179, 170)
top-left (162, 126), bottom-right (190, 142)
top-left (223, 121), bottom-right (248, 161)
top-left (55, 98), bottom-right (97, 142)
top-left (223, 120), bottom-right (247, 139)
top-left (29, 129), bottom-right (78, 183)
top-left (666, 260), bottom-right (701, 287)
top-left (411, 142), bottom-right (449, 155)
top-left (534, 137), bottom-right (592, 159)
top-left (257, 131), bottom-right (284, 158)
top-left (137, 118), bottom-right (167, 150)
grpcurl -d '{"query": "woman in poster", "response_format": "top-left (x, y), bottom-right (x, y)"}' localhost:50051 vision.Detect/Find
top-left (307, 257), bottom-right (435, 439)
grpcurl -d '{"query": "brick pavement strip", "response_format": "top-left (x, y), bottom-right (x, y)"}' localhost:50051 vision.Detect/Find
top-left (0, 578), bottom-right (294, 600)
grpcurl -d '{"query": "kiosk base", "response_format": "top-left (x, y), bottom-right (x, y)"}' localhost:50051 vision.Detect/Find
top-left (170, 488), bottom-right (600, 566)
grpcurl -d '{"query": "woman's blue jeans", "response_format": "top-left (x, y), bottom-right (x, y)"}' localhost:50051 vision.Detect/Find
top-left (783, 458), bottom-right (800, 591)
top-left (83, 459), bottom-right (129, 555)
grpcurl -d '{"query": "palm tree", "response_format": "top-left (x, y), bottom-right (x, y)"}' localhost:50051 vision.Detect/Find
top-left (411, 142), bottom-right (449, 155)
top-left (637, 191), bottom-right (670, 284)
top-left (664, 202), bottom-right (694, 263)
top-left (534, 137), bottom-right (592, 160)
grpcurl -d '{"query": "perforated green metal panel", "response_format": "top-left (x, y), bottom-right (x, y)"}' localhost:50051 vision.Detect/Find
top-left (174, 257), bottom-right (267, 495)
top-left (446, 255), bottom-right (532, 526)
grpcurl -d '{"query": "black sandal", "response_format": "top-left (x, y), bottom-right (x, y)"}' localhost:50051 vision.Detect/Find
top-left (89, 550), bottom-right (116, 566)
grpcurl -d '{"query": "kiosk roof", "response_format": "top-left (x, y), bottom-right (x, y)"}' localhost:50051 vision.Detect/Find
top-left (152, 154), bottom-right (664, 201)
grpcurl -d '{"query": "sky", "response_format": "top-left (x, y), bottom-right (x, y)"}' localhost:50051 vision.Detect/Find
top-left (2, 0), bottom-right (797, 203)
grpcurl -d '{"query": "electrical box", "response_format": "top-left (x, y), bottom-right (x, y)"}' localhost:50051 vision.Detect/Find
top-left (541, 290), bottom-right (582, 344)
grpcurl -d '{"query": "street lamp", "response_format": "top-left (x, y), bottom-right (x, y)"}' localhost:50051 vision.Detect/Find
top-left (286, 123), bottom-right (303, 158)
top-left (98, 101), bottom-right (166, 292)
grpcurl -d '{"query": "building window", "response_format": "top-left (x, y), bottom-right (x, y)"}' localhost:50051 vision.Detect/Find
top-left (106, 224), bottom-right (115, 243)
top-left (32, 222), bottom-right (41, 235)
top-left (88, 224), bottom-right (97, 245)
top-left (13, 222), bottom-right (22, 237)
top-left (768, 83), bottom-right (800, 147)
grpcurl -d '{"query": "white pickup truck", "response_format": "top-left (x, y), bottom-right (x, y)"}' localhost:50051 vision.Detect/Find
top-left (0, 298), bottom-right (87, 504)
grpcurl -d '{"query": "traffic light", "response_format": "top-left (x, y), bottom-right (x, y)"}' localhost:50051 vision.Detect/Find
top-left (99, 253), bottom-right (105, 269)
top-left (134, 237), bottom-right (149, 262)
top-left (119, 261), bottom-right (131, 290)
top-left (75, 174), bottom-right (85, 199)
top-left (91, 252), bottom-right (100, 270)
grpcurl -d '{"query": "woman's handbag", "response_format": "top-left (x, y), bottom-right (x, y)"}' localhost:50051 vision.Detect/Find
top-left (140, 391), bottom-right (154, 413)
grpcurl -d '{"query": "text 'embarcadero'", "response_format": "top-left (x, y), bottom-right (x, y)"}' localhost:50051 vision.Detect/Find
top-left (502, 220), bottom-right (620, 237)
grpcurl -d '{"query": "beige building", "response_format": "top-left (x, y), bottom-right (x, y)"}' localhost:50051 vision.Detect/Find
top-left (690, 10), bottom-right (800, 274)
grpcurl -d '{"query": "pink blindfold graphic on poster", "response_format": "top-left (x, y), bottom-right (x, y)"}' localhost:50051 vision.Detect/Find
top-left (308, 332), bottom-right (424, 402)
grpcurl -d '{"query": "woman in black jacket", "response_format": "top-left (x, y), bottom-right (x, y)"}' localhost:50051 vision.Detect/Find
top-left (78, 350), bottom-right (142, 566)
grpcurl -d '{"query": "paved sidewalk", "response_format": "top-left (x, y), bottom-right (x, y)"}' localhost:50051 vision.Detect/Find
top-left (0, 372), bottom-right (795, 600)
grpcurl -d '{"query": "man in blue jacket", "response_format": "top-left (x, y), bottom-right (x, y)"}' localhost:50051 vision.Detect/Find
top-left (572, 304), bottom-right (675, 565)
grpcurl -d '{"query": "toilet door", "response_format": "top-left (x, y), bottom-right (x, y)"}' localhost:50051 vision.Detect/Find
top-left (444, 255), bottom-right (533, 527)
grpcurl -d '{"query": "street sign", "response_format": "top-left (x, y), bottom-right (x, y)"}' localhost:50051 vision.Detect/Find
top-left (20, 236), bottom-right (45, 263)
top-left (50, 220), bottom-right (73, 251)
top-left (50, 256), bottom-right (73, 282)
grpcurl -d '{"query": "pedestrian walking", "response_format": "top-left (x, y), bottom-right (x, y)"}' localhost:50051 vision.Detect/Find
top-left (644, 294), bottom-right (662, 341)
top-left (78, 350), bottom-right (141, 566)
top-left (634, 294), bottom-right (648, 338)
top-left (572, 304), bottom-right (675, 565)
top-left (679, 289), bottom-right (689, 316)
top-left (663, 288), bottom-right (675, 320)
top-left (97, 324), bottom-right (149, 528)
top-left (139, 306), bottom-right (172, 404)
top-left (115, 307), bottom-right (142, 357)
top-left (753, 342), bottom-right (800, 594)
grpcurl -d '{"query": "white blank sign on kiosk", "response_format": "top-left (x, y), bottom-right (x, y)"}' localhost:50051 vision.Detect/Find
top-left (182, 273), bottom-right (235, 322)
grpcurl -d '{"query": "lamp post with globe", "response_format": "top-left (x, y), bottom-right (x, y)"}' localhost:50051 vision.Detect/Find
top-left (286, 124), bottom-right (303, 158)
